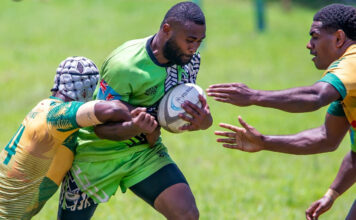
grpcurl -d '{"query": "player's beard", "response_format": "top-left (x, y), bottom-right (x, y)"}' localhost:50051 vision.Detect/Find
top-left (163, 38), bottom-right (192, 66)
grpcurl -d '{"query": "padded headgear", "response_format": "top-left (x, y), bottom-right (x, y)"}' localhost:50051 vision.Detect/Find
top-left (51, 56), bottom-right (100, 102)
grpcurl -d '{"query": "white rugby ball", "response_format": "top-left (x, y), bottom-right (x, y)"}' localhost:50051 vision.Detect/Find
top-left (157, 83), bottom-right (206, 133)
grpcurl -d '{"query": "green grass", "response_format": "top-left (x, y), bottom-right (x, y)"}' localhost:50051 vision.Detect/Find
top-left (0, 0), bottom-right (355, 219)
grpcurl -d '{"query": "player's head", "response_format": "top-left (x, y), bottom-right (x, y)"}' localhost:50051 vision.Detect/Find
top-left (160, 1), bottom-right (206, 65)
top-left (51, 56), bottom-right (100, 102)
top-left (307, 4), bottom-right (356, 70)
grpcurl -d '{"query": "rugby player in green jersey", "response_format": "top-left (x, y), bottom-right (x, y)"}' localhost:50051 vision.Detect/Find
top-left (0, 56), bottom-right (157, 220)
top-left (58, 2), bottom-right (212, 220)
top-left (207, 4), bottom-right (356, 220)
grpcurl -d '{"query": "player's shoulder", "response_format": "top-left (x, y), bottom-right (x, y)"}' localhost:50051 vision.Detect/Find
top-left (47, 98), bottom-right (83, 119)
top-left (46, 99), bottom-right (84, 130)
top-left (330, 45), bottom-right (356, 69)
top-left (102, 36), bottom-right (152, 77)
top-left (106, 36), bottom-right (151, 65)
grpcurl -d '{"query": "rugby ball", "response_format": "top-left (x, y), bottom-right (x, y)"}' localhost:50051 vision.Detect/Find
top-left (157, 83), bottom-right (206, 133)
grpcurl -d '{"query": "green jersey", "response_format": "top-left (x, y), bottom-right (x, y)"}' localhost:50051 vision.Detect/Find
top-left (71, 36), bottom-right (201, 203)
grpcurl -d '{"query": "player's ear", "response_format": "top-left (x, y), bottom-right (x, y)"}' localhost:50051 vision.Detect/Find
top-left (162, 23), bottom-right (172, 36)
top-left (335, 29), bottom-right (346, 48)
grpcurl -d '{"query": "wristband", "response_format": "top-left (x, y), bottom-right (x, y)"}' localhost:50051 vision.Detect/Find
top-left (76, 100), bottom-right (102, 127)
top-left (324, 188), bottom-right (339, 201)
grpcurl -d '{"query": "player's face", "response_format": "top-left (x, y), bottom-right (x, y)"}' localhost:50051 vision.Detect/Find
top-left (306, 21), bottom-right (339, 70)
top-left (163, 21), bottom-right (206, 65)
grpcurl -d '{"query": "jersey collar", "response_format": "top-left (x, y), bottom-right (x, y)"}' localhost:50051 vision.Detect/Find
top-left (146, 35), bottom-right (173, 68)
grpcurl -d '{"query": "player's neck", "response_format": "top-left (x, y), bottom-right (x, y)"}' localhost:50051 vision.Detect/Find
top-left (341, 40), bottom-right (356, 55)
top-left (151, 33), bottom-right (170, 65)
top-left (52, 91), bottom-right (73, 102)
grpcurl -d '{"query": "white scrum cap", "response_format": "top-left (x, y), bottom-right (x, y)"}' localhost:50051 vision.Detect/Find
top-left (51, 56), bottom-right (100, 102)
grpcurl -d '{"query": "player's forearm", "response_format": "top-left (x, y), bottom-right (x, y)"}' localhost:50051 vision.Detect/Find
top-left (252, 87), bottom-right (323, 113)
top-left (94, 121), bottom-right (142, 141)
top-left (94, 100), bottom-right (132, 123)
top-left (330, 151), bottom-right (356, 196)
top-left (262, 127), bottom-right (336, 155)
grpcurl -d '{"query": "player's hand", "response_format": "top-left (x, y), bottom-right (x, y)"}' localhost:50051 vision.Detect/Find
top-left (179, 95), bottom-right (213, 131)
top-left (130, 108), bottom-right (158, 134)
top-left (215, 116), bottom-right (264, 152)
top-left (206, 83), bottom-right (255, 106)
top-left (305, 196), bottom-right (334, 220)
top-left (145, 126), bottom-right (161, 147)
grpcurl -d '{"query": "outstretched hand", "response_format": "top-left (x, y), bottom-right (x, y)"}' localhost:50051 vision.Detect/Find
top-left (305, 196), bottom-right (334, 220)
top-left (214, 116), bottom-right (264, 152)
top-left (206, 83), bottom-right (255, 106)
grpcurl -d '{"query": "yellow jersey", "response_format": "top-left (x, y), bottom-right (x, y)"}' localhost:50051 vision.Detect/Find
top-left (0, 97), bottom-right (83, 220)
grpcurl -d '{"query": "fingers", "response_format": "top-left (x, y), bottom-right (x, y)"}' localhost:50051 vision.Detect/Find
top-left (211, 97), bottom-right (231, 103)
top-left (219, 123), bottom-right (245, 133)
top-left (305, 202), bottom-right (319, 220)
top-left (130, 107), bottom-right (146, 117)
top-left (208, 83), bottom-right (235, 89)
top-left (222, 144), bottom-right (244, 151)
top-left (179, 123), bottom-right (198, 131)
top-left (133, 111), bottom-right (157, 133)
top-left (179, 102), bottom-right (200, 124)
top-left (206, 92), bottom-right (229, 98)
top-left (214, 131), bottom-right (236, 138)
top-left (182, 101), bottom-right (201, 118)
top-left (312, 203), bottom-right (328, 220)
top-left (238, 116), bottom-right (252, 132)
top-left (179, 112), bottom-right (193, 122)
top-left (238, 116), bottom-right (248, 127)
top-left (216, 138), bottom-right (236, 144)
top-left (198, 94), bottom-right (207, 108)
top-left (206, 87), bottom-right (236, 94)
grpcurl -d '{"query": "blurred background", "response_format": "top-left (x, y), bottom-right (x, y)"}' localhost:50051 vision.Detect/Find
top-left (1, 0), bottom-right (356, 219)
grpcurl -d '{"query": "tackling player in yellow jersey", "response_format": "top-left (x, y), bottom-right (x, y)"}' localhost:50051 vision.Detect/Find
top-left (0, 56), bottom-right (157, 220)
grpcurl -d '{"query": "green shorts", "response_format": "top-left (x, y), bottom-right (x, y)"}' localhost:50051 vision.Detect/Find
top-left (71, 143), bottom-right (174, 203)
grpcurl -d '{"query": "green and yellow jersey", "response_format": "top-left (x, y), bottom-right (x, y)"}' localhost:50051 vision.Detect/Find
top-left (0, 97), bottom-right (83, 220)
top-left (319, 44), bottom-right (356, 151)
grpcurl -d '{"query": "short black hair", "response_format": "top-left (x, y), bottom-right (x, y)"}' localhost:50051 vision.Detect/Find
top-left (314, 3), bottom-right (356, 40)
top-left (160, 1), bottom-right (205, 28)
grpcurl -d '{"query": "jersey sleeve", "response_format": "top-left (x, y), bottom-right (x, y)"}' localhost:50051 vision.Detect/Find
top-left (96, 59), bottom-right (133, 102)
top-left (62, 131), bottom-right (79, 153)
top-left (319, 72), bottom-right (346, 99)
top-left (47, 101), bottom-right (84, 131)
top-left (327, 101), bottom-right (345, 116)
top-left (322, 56), bottom-right (356, 99)
top-left (349, 127), bottom-right (356, 152)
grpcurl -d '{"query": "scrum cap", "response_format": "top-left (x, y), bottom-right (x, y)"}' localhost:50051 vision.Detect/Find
top-left (51, 56), bottom-right (100, 102)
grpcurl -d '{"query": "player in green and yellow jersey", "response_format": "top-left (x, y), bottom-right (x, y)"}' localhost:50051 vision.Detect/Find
top-left (207, 4), bottom-right (356, 220)
top-left (0, 56), bottom-right (157, 220)
top-left (58, 2), bottom-right (212, 220)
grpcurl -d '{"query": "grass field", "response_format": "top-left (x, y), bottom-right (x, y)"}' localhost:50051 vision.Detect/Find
top-left (1, 0), bottom-right (355, 219)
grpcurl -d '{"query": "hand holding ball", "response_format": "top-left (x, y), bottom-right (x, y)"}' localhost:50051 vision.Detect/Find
top-left (157, 83), bottom-right (206, 133)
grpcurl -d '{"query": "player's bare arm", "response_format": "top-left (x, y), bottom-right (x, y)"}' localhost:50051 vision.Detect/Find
top-left (215, 113), bottom-right (349, 154)
top-left (207, 81), bottom-right (340, 113)
top-left (179, 94), bottom-right (213, 131)
top-left (94, 107), bottom-right (158, 141)
top-left (306, 151), bottom-right (356, 220)
top-left (76, 100), bottom-right (131, 127)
